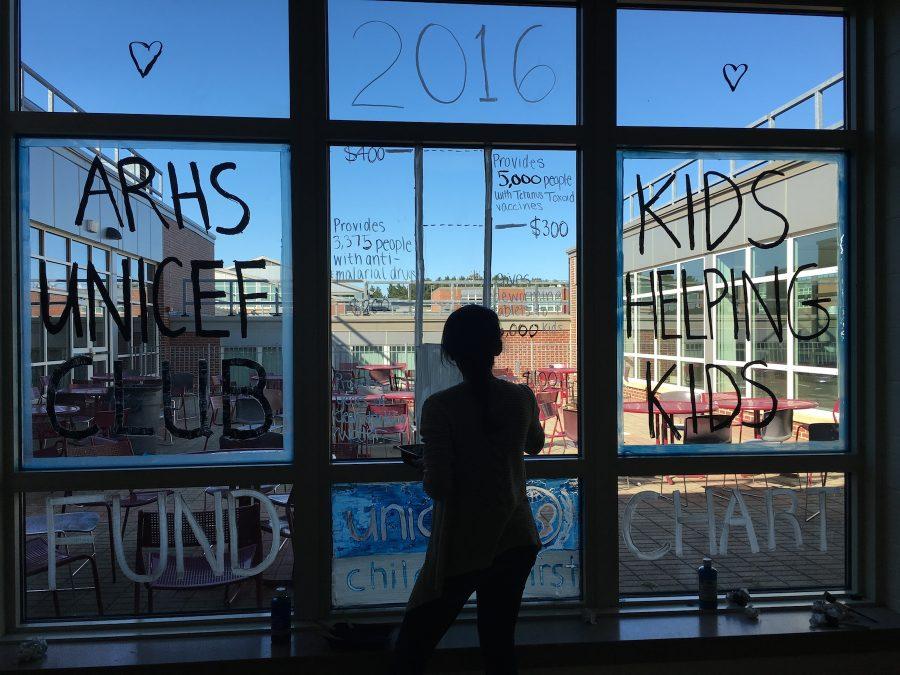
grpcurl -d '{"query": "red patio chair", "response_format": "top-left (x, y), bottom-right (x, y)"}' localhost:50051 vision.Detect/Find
top-left (134, 502), bottom-right (264, 614)
top-left (535, 392), bottom-right (565, 453)
top-left (366, 403), bottom-right (411, 446)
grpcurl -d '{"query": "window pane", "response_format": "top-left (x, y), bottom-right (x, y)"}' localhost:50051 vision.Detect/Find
top-left (329, 146), bottom-right (415, 461)
top-left (794, 273), bottom-right (838, 368)
top-left (332, 479), bottom-right (580, 608)
top-left (20, 1), bottom-right (288, 117)
top-left (795, 373), bottom-right (838, 415)
top-left (44, 232), bottom-right (67, 261)
top-left (619, 152), bottom-right (845, 453)
top-left (328, 0), bottom-right (576, 124)
top-left (21, 139), bottom-right (292, 468)
top-left (795, 229), bottom-right (839, 269)
top-left (491, 150), bottom-right (576, 421)
top-left (619, 474), bottom-right (846, 596)
top-left (617, 10), bottom-right (844, 129)
top-left (715, 251), bottom-right (746, 362)
top-left (22, 485), bottom-right (293, 620)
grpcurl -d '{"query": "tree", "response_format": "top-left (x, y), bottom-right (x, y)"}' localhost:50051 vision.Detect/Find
top-left (388, 283), bottom-right (409, 299)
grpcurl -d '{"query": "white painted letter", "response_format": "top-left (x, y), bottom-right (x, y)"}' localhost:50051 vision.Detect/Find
top-left (622, 491), bottom-right (670, 560)
top-left (674, 489), bottom-right (718, 557)
top-left (719, 488), bottom-right (760, 554)
top-left (765, 488), bottom-right (802, 550)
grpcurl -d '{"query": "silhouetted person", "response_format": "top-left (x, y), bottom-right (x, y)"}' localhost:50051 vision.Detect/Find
top-left (393, 305), bottom-right (544, 675)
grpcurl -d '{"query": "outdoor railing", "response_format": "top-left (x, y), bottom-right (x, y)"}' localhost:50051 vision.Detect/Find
top-left (622, 72), bottom-right (845, 223)
top-left (331, 279), bottom-right (570, 317)
top-left (20, 63), bottom-right (165, 200)
top-left (181, 278), bottom-right (283, 317)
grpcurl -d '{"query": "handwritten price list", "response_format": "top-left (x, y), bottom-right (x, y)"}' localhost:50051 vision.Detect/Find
top-left (492, 153), bottom-right (574, 238)
top-left (331, 217), bottom-right (416, 282)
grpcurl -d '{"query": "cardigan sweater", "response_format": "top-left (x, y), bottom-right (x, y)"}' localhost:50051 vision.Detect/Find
top-left (406, 378), bottom-right (544, 609)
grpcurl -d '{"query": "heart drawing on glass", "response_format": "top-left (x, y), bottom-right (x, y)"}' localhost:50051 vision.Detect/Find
top-left (722, 63), bottom-right (749, 92)
top-left (129, 41), bottom-right (163, 78)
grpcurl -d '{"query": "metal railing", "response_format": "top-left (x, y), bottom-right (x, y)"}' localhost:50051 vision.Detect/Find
top-left (331, 279), bottom-right (570, 317)
top-left (181, 278), bottom-right (283, 317)
top-left (622, 72), bottom-right (845, 223)
top-left (20, 63), bottom-right (165, 200)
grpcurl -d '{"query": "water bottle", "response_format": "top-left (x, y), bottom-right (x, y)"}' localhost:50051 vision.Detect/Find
top-left (698, 558), bottom-right (718, 611)
top-left (271, 586), bottom-right (292, 643)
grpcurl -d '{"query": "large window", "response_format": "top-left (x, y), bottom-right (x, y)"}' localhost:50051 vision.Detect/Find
top-left (0, 0), bottom-right (867, 637)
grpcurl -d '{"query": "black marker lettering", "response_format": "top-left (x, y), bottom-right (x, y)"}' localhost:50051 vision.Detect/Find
top-left (703, 267), bottom-right (730, 342)
top-left (117, 157), bottom-right (168, 232)
top-left (137, 257), bottom-right (148, 344)
top-left (234, 259), bottom-right (267, 338)
top-left (211, 162), bottom-right (251, 235)
top-left (748, 170), bottom-right (789, 249)
top-left (75, 155), bottom-right (124, 230)
top-left (168, 161), bottom-right (210, 231)
top-left (704, 171), bottom-right (742, 252)
top-left (637, 173), bottom-right (680, 255)
top-left (742, 269), bottom-right (783, 343)
top-left (46, 356), bottom-right (97, 440)
top-left (161, 360), bottom-right (212, 440)
top-left (86, 259), bottom-right (131, 342)
top-left (681, 268), bottom-right (706, 340)
top-left (741, 360), bottom-right (779, 429)
top-left (646, 361), bottom-right (680, 441)
top-left (657, 269), bottom-right (680, 340)
top-left (152, 256), bottom-right (185, 338)
top-left (706, 364), bottom-right (741, 431)
top-left (625, 272), bottom-right (657, 339)
top-left (222, 358), bottom-right (273, 440)
top-left (38, 260), bottom-right (82, 337)
top-left (191, 260), bottom-right (229, 338)
top-left (788, 263), bottom-right (832, 340)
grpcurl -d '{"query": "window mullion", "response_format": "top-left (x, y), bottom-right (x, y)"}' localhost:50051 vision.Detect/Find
top-left (293, 0), bottom-right (331, 622)
top-left (581, 0), bottom-right (618, 611)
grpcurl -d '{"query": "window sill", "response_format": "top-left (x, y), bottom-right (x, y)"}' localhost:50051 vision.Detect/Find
top-left (2, 606), bottom-right (899, 672)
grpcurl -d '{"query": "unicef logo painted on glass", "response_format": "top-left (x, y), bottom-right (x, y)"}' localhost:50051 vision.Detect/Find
top-left (527, 484), bottom-right (575, 548)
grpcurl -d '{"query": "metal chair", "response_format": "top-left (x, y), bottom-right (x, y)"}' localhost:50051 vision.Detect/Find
top-left (562, 406), bottom-right (579, 450)
top-left (682, 414), bottom-right (733, 444)
top-left (134, 502), bottom-right (264, 614)
top-left (171, 371), bottom-right (198, 424)
top-left (25, 537), bottom-right (103, 617)
top-left (745, 409), bottom-right (794, 443)
top-left (535, 392), bottom-right (566, 453)
top-left (231, 396), bottom-right (266, 429)
top-left (795, 400), bottom-right (840, 441)
top-left (658, 390), bottom-right (692, 441)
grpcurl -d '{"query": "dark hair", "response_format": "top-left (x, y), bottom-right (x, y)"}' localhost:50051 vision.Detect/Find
top-left (441, 305), bottom-right (503, 432)
top-left (440, 304), bottom-right (503, 381)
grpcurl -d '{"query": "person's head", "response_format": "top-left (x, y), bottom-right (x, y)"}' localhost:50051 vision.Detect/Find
top-left (440, 304), bottom-right (503, 381)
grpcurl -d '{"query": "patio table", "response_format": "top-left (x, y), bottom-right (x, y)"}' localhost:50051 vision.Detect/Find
top-left (31, 404), bottom-right (81, 416)
top-left (716, 397), bottom-right (818, 439)
top-left (356, 363), bottom-right (407, 390)
top-left (622, 394), bottom-right (736, 444)
top-left (536, 366), bottom-right (577, 403)
top-left (58, 386), bottom-right (109, 397)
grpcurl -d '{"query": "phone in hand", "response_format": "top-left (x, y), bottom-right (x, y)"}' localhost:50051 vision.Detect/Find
top-left (396, 444), bottom-right (425, 468)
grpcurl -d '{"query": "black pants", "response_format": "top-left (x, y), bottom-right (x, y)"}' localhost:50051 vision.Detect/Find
top-left (392, 544), bottom-right (540, 675)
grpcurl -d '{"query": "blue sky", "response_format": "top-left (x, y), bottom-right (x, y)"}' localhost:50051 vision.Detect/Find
top-left (22, 1), bottom-right (842, 282)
